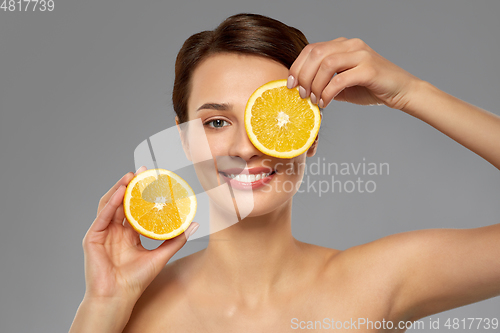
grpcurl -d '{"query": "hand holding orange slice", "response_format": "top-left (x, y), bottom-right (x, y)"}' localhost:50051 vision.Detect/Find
top-left (123, 168), bottom-right (197, 240)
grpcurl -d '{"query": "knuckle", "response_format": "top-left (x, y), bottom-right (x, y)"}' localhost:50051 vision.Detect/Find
top-left (302, 43), bottom-right (315, 54)
top-left (350, 37), bottom-right (366, 49)
top-left (356, 49), bottom-right (372, 63)
top-left (333, 74), bottom-right (344, 85)
top-left (82, 236), bottom-right (88, 249)
top-left (321, 56), bottom-right (337, 71)
top-left (358, 49), bottom-right (371, 58)
top-left (297, 73), bottom-right (309, 87)
top-left (310, 46), bottom-right (324, 59)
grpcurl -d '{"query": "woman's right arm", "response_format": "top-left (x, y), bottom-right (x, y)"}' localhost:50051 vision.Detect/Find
top-left (69, 167), bottom-right (199, 333)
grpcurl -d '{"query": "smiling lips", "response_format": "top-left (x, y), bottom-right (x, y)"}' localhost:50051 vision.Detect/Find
top-left (218, 167), bottom-right (276, 190)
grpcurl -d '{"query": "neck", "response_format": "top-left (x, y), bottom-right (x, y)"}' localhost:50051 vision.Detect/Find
top-left (201, 196), bottom-right (304, 303)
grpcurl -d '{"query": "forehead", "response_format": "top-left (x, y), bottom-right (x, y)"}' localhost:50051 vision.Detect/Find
top-left (188, 53), bottom-right (289, 113)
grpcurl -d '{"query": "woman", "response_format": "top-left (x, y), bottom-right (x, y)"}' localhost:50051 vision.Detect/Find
top-left (70, 13), bottom-right (500, 332)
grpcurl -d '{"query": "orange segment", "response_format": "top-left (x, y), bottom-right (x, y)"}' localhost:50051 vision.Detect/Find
top-left (245, 79), bottom-right (321, 158)
top-left (124, 169), bottom-right (197, 240)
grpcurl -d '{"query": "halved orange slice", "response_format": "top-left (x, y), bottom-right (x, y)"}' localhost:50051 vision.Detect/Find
top-left (245, 79), bottom-right (321, 158)
top-left (123, 169), bottom-right (197, 240)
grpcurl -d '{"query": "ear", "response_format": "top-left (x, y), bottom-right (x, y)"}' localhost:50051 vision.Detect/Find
top-left (306, 134), bottom-right (319, 157)
top-left (176, 116), bottom-right (192, 161)
top-left (306, 111), bottom-right (322, 157)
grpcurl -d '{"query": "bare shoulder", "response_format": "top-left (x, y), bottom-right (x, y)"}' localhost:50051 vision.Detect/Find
top-left (123, 250), bottom-right (205, 332)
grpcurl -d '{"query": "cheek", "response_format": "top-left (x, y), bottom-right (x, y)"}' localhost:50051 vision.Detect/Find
top-left (206, 132), bottom-right (232, 156)
top-left (268, 157), bottom-right (307, 196)
top-left (278, 156), bottom-right (307, 179)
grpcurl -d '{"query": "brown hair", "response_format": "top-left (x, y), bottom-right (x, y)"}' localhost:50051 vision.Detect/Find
top-left (172, 13), bottom-right (309, 124)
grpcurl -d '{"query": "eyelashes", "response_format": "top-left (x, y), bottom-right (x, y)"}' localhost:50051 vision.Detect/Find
top-left (203, 118), bottom-right (231, 129)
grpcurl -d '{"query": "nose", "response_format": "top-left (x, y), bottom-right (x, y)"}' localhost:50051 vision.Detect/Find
top-left (227, 123), bottom-right (262, 163)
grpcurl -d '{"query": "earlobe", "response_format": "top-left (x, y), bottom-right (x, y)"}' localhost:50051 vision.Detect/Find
top-left (307, 112), bottom-right (321, 157)
top-left (306, 135), bottom-right (319, 157)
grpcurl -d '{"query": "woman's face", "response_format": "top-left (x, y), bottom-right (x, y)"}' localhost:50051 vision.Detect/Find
top-left (185, 53), bottom-right (317, 217)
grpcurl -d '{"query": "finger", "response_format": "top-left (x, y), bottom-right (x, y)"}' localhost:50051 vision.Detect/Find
top-left (121, 218), bottom-right (142, 245)
top-left (122, 217), bottom-right (140, 236)
top-left (320, 65), bottom-right (376, 108)
top-left (310, 51), bottom-right (366, 104)
top-left (111, 166), bottom-right (147, 223)
top-left (135, 165), bottom-right (147, 176)
top-left (288, 43), bottom-right (317, 89)
top-left (97, 166), bottom-right (146, 217)
top-left (122, 217), bottom-right (134, 230)
top-left (110, 166), bottom-right (146, 222)
top-left (90, 185), bottom-right (126, 233)
top-left (112, 203), bottom-right (125, 224)
top-left (290, 41), bottom-right (351, 99)
top-left (149, 222), bottom-right (200, 268)
top-left (97, 172), bottom-right (135, 216)
top-left (288, 37), bottom-right (349, 90)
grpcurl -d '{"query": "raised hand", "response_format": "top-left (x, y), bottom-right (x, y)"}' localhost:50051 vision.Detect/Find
top-left (288, 37), bottom-right (421, 110)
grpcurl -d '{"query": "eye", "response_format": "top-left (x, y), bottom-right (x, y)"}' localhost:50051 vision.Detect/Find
top-left (204, 118), bottom-right (230, 129)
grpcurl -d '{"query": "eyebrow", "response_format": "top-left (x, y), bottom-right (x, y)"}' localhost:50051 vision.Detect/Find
top-left (196, 103), bottom-right (231, 112)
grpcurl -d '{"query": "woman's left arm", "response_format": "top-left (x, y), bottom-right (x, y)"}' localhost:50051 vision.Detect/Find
top-left (399, 79), bottom-right (500, 170)
top-left (289, 38), bottom-right (500, 320)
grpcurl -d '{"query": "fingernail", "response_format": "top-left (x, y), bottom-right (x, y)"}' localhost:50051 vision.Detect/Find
top-left (186, 223), bottom-right (199, 240)
top-left (287, 75), bottom-right (295, 89)
top-left (135, 166), bottom-right (144, 173)
top-left (310, 92), bottom-right (317, 104)
top-left (319, 99), bottom-right (325, 108)
top-left (299, 86), bottom-right (307, 99)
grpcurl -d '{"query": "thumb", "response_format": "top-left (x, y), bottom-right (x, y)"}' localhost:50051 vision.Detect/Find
top-left (150, 222), bottom-right (200, 267)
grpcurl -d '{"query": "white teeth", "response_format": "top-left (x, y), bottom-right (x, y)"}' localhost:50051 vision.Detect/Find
top-left (223, 171), bottom-right (273, 182)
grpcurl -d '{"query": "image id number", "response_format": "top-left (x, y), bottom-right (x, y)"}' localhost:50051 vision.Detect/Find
top-left (1, 0), bottom-right (54, 11)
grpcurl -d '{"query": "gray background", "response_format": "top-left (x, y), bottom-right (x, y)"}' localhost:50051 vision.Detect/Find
top-left (1, 0), bottom-right (499, 332)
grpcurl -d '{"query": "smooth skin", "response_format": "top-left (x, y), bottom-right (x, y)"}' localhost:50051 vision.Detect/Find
top-left (70, 38), bottom-right (500, 333)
